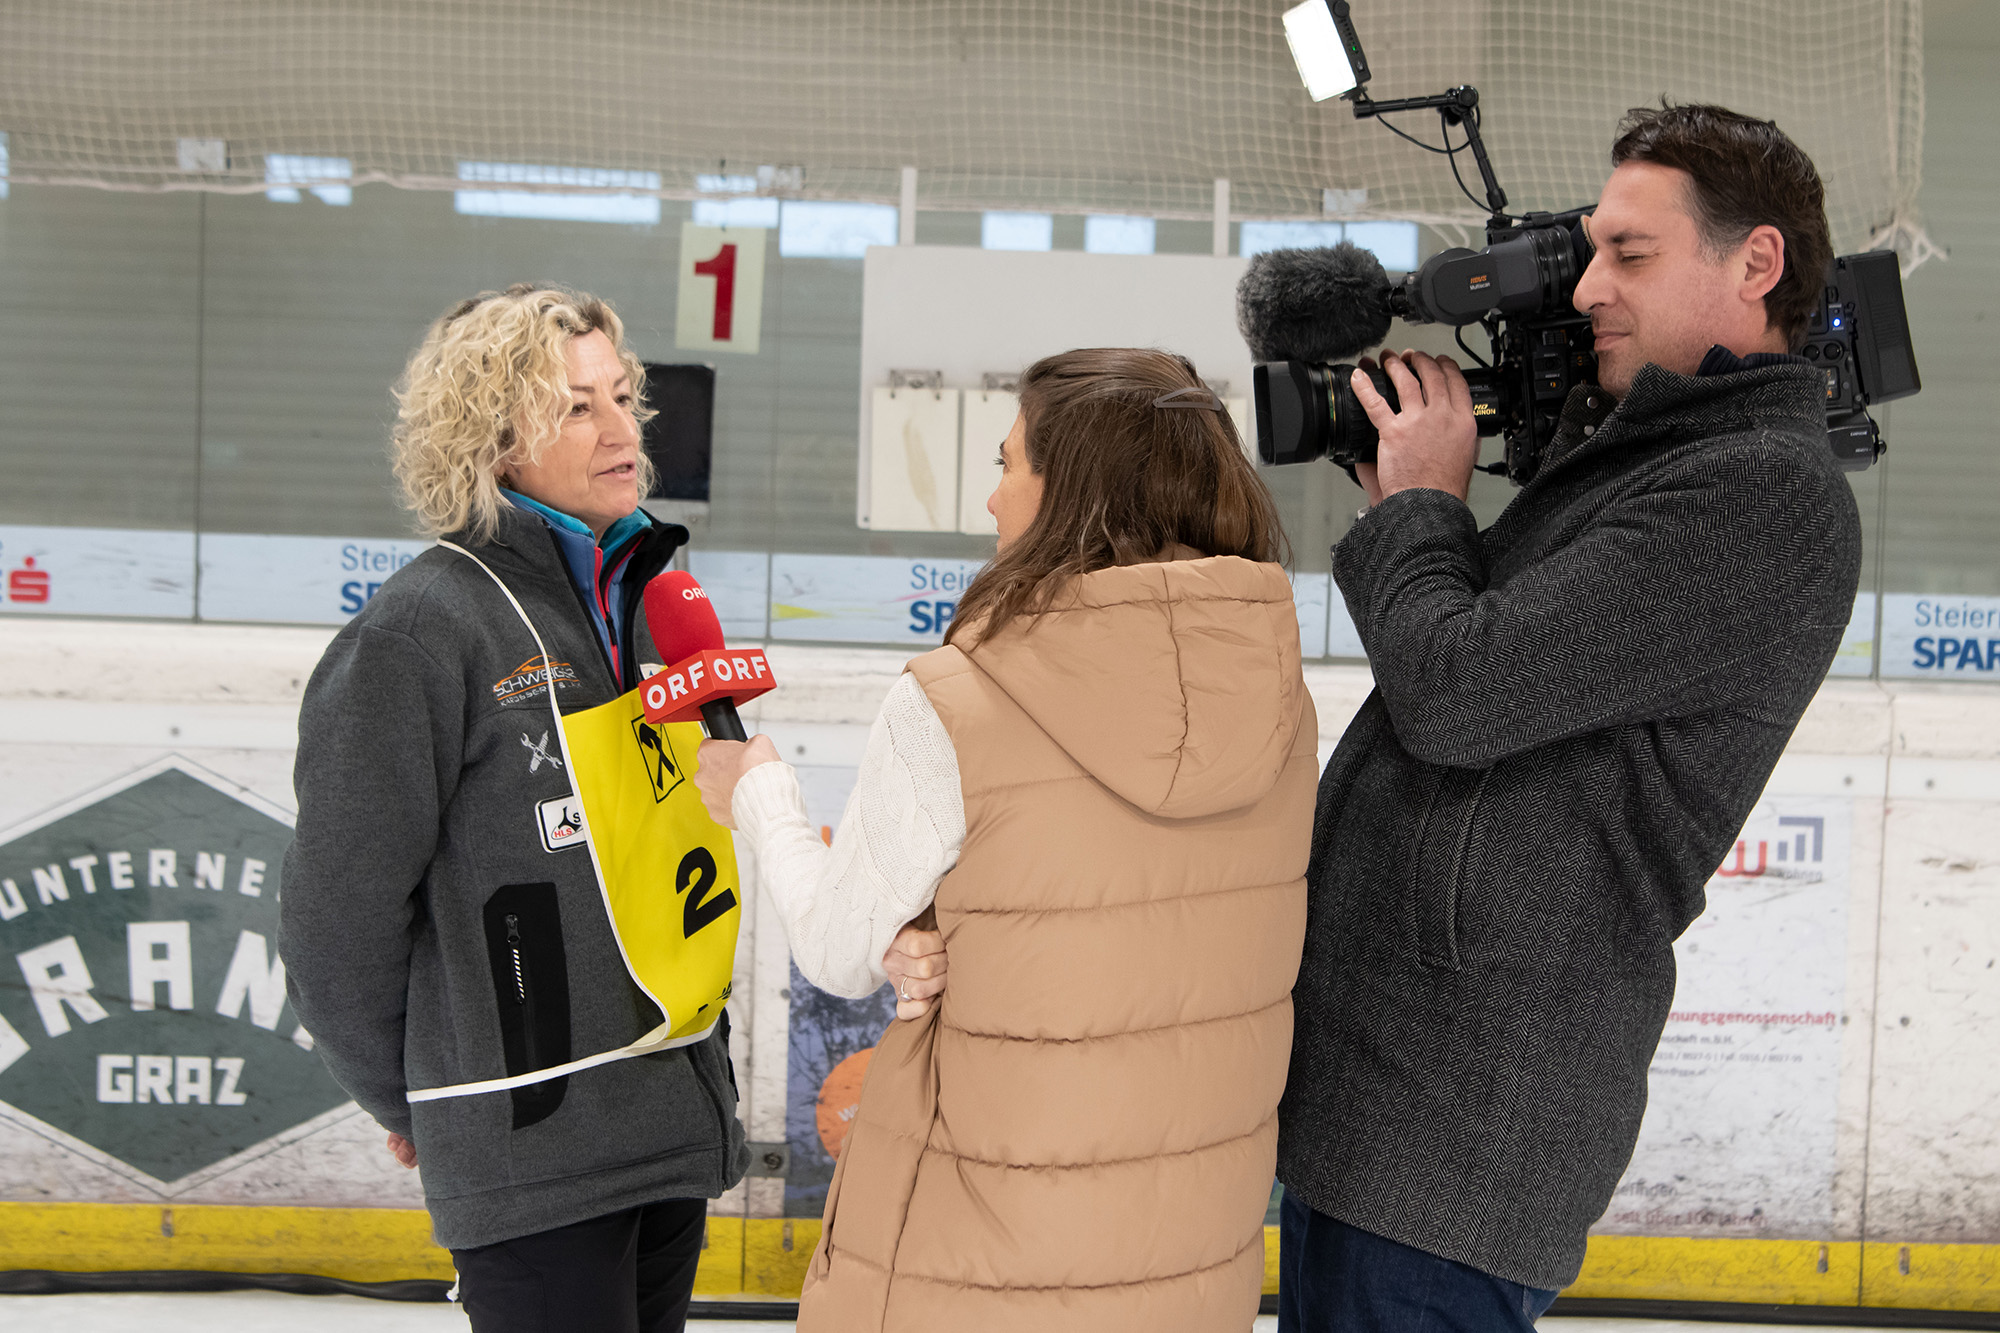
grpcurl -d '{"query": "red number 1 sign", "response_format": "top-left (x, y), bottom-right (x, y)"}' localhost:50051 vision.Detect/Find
top-left (692, 243), bottom-right (736, 340)
top-left (677, 224), bottom-right (766, 355)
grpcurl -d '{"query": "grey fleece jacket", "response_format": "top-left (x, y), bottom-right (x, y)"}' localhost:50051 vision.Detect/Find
top-left (1278, 360), bottom-right (1862, 1290)
top-left (279, 502), bottom-right (748, 1249)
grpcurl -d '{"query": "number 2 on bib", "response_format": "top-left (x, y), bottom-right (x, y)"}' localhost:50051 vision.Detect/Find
top-left (678, 846), bottom-right (738, 939)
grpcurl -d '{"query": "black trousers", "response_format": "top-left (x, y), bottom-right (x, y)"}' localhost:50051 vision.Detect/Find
top-left (451, 1198), bottom-right (707, 1333)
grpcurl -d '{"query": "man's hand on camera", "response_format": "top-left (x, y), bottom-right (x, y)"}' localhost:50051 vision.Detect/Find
top-left (1350, 350), bottom-right (1479, 505)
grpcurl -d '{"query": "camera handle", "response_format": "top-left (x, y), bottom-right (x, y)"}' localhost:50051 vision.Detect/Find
top-left (1349, 85), bottom-right (1510, 226)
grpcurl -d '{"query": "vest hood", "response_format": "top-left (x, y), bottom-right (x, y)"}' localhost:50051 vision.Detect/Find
top-left (963, 555), bottom-right (1306, 819)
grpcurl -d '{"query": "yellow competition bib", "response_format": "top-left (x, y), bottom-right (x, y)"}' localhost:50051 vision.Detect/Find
top-left (558, 687), bottom-right (740, 1042)
top-left (408, 543), bottom-right (740, 1105)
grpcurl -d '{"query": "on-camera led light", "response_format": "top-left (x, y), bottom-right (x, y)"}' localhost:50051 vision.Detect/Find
top-left (1284, 0), bottom-right (1358, 102)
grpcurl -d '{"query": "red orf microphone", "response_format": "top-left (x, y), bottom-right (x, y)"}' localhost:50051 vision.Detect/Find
top-left (639, 571), bottom-right (775, 740)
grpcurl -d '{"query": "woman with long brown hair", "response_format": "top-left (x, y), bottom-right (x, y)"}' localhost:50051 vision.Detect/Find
top-left (696, 347), bottom-right (1317, 1332)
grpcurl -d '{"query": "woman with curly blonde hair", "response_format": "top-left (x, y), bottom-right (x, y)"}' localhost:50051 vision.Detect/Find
top-left (280, 285), bottom-right (747, 1333)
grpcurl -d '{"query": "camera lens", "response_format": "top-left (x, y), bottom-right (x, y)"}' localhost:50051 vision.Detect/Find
top-left (1254, 359), bottom-right (1503, 471)
top-left (1253, 361), bottom-right (1332, 465)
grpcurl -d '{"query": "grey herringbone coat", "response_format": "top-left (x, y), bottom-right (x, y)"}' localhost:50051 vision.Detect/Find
top-left (1279, 360), bottom-right (1861, 1290)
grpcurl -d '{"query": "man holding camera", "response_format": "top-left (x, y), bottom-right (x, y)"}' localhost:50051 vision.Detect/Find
top-left (1276, 104), bottom-right (1863, 1329)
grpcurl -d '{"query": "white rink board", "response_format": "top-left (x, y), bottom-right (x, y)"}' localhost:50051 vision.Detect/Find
top-left (0, 618), bottom-right (1997, 1250)
top-left (1611, 798), bottom-right (1852, 1234)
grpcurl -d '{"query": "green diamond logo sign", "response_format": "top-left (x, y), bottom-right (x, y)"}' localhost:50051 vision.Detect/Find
top-left (0, 758), bottom-right (350, 1184)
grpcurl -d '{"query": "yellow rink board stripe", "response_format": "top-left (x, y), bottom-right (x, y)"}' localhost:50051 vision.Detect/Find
top-left (0, 1202), bottom-right (457, 1285)
top-left (0, 1202), bottom-right (747, 1294)
top-left (1566, 1236), bottom-right (1863, 1304)
top-left (743, 1216), bottom-right (821, 1297)
top-left (1860, 1241), bottom-right (2000, 1311)
top-left (1, 1204), bottom-right (1996, 1312)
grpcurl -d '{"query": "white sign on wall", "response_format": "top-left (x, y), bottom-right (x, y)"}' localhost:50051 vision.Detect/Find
top-left (958, 390), bottom-right (1015, 536)
top-left (0, 525), bottom-right (194, 620)
top-left (198, 534), bottom-right (431, 624)
top-left (677, 224), bottom-right (767, 356)
top-left (1607, 796), bottom-right (1851, 1235)
top-left (1880, 592), bottom-right (2000, 679)
top-left (867, 387), bottom-right (961, 533)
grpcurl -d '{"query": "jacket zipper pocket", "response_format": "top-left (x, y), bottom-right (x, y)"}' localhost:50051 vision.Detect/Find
top-left (483, 882), bottom-right (572, 1129)
top-left (505, 913), bottom-right (539, 1072)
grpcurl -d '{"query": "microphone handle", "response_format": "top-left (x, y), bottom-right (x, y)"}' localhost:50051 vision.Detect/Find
top-left (700, 697), bottom-right (749, 742)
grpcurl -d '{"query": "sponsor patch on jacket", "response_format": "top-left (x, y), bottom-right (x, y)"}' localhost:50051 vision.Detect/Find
top-left (536, 793), bottom-right (590, 852)
top-left (492, 656), bottom-right (581, 707)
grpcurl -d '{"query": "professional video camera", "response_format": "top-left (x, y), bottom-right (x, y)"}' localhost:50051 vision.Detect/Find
top-left (1242, 0), bottom-right (1922, 484)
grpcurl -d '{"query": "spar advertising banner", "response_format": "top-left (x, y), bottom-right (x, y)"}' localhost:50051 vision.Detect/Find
top-left (0, 525), bottom-right (195, 619)
top-left (699, 550), bottom-right (1339, 655)
top-left (0, 757), bottom-right (350, 1191)
top-left (199, 534), bottom-right (431, 623)
top-left (0, 521), bottom-right (1900, 672)
top-left (1607, 796), bottom-right (1851, 1235)
top-left (769, 554), bottom-right (985, 645)
top-left (1880, 592), bottom-right (2000, 679)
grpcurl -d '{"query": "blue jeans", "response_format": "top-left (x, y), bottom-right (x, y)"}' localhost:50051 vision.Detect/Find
top-left (1278, 1192), bottom-right (1560, 1333)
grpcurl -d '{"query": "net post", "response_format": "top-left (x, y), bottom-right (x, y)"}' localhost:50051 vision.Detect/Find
top-left (899, 166), bottom-right (918, 245)
top-left (1212, 178), bottom-right (1230, 256)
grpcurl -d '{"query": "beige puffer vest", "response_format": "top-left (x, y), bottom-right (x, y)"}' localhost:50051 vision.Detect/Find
top-left (799, 555), bottom-right (1317, 1333)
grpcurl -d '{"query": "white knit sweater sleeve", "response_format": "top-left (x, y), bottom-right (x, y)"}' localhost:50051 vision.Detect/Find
top-left (729, 671), bottom-right (965, 999)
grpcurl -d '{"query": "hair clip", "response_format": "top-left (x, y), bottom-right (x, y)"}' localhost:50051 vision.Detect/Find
top-left (1152, 387), bottom-right (1224, 412)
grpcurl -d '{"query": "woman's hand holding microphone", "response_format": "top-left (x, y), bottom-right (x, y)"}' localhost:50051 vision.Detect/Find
top-left (694, 735), bottom-right (783, 827)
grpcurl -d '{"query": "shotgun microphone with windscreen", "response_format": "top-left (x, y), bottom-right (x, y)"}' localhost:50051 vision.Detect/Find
top-left (639, 571), bottom-right (774, 741)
